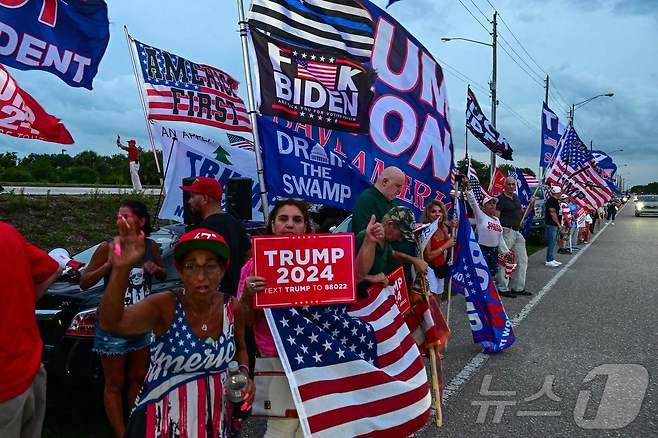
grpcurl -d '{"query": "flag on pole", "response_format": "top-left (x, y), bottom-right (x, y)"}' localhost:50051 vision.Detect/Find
top-left (265, 289), bottom-right (431, 436)
top-left (466, 87), bottom-right (514, 160)
top-left (540, 102), bottom-right (566, 168)
top-left (450, 198), bottom-right (516, 353)
top-left (522, 173), bottom-right (539, 185)
top-left (248, 0), bottom-right (375, 61)
top-left (488, 167), bottom-right (507, 196)
top-left (468, 159), bottom-right (491, 203)
top-left (0, 65), bottom-right (73, 144)
top-left (545, 126), bottom-right (614, 210)
top-left (509, 168), bottom-right (535, 237)
top-left (131, 38), bottom-right (251, 132)
top-left (226, 133), bottom-right (255, 151)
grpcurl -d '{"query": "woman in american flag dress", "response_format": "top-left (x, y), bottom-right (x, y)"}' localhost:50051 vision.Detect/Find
top-left (99, 219), bottom-right (254, 438)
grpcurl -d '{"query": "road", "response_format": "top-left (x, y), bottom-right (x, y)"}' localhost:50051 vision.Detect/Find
top-left (415, 204), bottom-right (657, 437)
top-left (2, 185), bottom-right (161, 195)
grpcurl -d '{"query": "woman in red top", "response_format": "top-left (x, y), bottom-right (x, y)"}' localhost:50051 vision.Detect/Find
top-left (421, 200), bottom-right (456, 292)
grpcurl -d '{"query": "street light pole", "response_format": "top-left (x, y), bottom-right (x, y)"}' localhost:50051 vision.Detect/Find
top-left (569, 93), bottom-right (614, 125)
top-left (489, 11), bottom-right (497, 182)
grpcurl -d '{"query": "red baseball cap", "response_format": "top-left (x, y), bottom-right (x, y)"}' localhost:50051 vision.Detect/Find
top-left (174, 228), bottom-right (230, 267)
top-left (180, 177), bottom-right (222, 200)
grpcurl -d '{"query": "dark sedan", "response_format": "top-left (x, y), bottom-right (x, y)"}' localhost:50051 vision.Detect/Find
top-left (35, 224), bottom-right (186, 387)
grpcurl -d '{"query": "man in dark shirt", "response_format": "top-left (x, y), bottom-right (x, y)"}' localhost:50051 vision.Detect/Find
top-left (180, 177), bottom-right (251, 297)
top-left (544, 186), bottom-right (563, 267)
top-left (495, 177), bottom-right (534, 296)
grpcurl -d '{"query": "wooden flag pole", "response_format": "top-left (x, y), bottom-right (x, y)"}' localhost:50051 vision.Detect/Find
top-left (415, 237), bottom-right (443, 428)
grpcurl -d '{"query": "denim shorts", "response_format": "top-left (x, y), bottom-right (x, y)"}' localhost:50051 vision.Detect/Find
top-left (93, 320), bottom-right (153, 356)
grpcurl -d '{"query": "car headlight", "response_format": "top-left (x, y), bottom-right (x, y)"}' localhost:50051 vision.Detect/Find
top-left (636, 202), bottom-right (644, 210)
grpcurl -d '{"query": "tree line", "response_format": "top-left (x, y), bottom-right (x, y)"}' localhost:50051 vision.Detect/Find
top-left (0, 150), bottom-right (163, 186)
top-left (0, 149), bottom-right (536, 188)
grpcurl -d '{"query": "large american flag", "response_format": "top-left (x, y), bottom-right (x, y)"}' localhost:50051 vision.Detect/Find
top-left (468, 159), bottom-right (491, 203)
top-left (545, 126), bottom-right (613, 210)
top-left (265, 287), bottom-right (431, 437)
top-left (296, 55), bottom-right (338, 90)
top-left (132, 38), bottom-right (251, 132)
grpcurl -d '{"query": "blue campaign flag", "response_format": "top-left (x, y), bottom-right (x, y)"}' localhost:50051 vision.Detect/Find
top-left (540, 103), bottom-right (565, 168)
top-left (450, 198), bottom-right (516, 354)
top-left (257, 116), bottom-right (371, 210)
top-left (386, 0), bottom-right (403, 7)
top-left (509, 168), bottom-right (535, 237)
top-left (592, 149), bottom-right (618, 180)
top-left (252, 0), bottom-right (454, 219)
top-left (0, 0), bottom-right (109, 89)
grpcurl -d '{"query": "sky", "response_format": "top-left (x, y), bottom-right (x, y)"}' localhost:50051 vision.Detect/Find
top-left (2, 0), bottom-right (656, 187)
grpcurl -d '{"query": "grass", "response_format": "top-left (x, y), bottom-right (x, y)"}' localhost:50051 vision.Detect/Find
top-left (0, 192), bottom-right (164, 253)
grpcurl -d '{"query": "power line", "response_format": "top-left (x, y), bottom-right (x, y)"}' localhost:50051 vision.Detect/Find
top-left (497, 34), bottom-right (545, 82)
top-left (456, 0), bottom-right (490, 34)
top-left (469, 0), bottom-right (490, 21)
top-left (497, 43), bottom-right (545, 88)
top-left (437, 57), bottom-right (538, 132)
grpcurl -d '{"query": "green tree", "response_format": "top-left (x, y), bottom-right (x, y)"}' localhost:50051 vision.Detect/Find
top-left (0, 152), bottom-right (17, 169)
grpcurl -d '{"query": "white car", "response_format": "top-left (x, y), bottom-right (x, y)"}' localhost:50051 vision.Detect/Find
top-left (635, 195), bottom-right (658, 216)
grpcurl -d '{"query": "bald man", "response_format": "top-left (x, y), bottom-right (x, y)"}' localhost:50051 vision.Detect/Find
top-left (352, 166), bottom-right (405, 233)
top-left (352, 166), bottom-right (424, 288)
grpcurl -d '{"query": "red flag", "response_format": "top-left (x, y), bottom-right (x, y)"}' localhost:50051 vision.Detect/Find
top-left (489, 167), bottom-right (507, 196)
top-left (0, 65), bottom-right (73, 144)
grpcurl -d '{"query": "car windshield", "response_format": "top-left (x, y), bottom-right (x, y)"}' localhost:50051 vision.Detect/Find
top-left (638, 195), bottom-right (658, 202)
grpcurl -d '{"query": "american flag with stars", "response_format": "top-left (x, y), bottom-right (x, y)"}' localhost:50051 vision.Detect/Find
top-left (545, 126), bottom-right (613, 210)
top-left (295, 54), bottom-right (338, 90)
top-left (226, 133), bottom-right (255, 151)
top-left (468, 159), bottom-right (491, 203)
top-left (132, 38), bottom-right (251, 132)
top-left (264, 286), bottom-right (431, 437)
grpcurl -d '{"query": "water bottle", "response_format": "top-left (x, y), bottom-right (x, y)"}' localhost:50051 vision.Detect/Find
top-left (227, 361), bottom-right (250, 418)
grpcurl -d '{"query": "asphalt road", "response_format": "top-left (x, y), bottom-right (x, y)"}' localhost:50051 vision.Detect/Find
top-left (2, 185), bottom-right (160, 195)
top-left (415, 204), bottom-right (657, 437)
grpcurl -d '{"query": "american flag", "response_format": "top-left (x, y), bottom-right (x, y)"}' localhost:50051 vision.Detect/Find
top-left (133, 38), bottom-right (251, 132)
top-left (543, 136), bottom-right (558, 148)
top-left (545, 127), bottom-right (613, 210)
top-left (249, 0), bottom-right (374, 61)
top-left (468, 159), bottom-right (491, 203)
top-left (226, 133), bottom-right (255, 151)
top-left (296, 56), bottom-right (338, 90)
top-left (264, 287), bottom-right (431, 437)
top-left (522, 173), bottom-right (540, 185)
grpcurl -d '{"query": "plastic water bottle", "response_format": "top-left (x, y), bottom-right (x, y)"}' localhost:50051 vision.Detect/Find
top-left (226, 360), bottom-right (248, 404)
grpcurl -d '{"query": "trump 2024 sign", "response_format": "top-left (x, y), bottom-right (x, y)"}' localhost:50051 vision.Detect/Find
top-left (253, 233), bottom-right (355, 308)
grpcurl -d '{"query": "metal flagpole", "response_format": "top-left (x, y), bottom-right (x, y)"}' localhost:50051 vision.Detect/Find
top-left (123, 26), bottom-right (162, 177)
top-left (236, 0), bottom-right (269, 222)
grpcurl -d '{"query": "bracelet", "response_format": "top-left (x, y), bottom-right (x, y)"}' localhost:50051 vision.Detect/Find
top-left (239, 364), bottom-right (250, 375)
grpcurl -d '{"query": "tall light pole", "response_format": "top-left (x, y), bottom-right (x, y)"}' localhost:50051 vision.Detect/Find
top-left (442, 12), bottom-right (498, 182)
top-left (569, 93), bottom-right (614, 125)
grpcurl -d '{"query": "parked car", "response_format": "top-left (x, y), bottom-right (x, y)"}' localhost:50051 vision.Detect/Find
top-left (36, 220), bottom-right (265, 387)
top-left (35, 224), bottom-right (185, 387)
top-left (634, 195), bottom-right (658, 216)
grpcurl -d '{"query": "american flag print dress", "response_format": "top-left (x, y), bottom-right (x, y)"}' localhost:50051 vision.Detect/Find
top-left (126, 294), bottom-right (237, 438)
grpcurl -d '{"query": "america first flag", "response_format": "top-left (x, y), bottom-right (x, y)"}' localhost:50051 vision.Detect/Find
top-left (264, 287), bottom-right (431, 437)
top-left (132, 38), bottom-right (251, 132)
top-left (545, 126), bottom-right (613, 210)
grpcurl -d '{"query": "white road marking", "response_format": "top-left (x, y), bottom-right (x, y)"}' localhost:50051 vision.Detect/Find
top-left (442, 218), bottom-right (614, 402)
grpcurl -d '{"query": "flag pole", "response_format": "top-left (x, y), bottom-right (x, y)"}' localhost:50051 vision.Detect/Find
top-left (236, 0), bottom-right (269, 222)
top-left (123, 26), bottom-right (162, 178)
top-left (415, 240), bottom-right (443, 428)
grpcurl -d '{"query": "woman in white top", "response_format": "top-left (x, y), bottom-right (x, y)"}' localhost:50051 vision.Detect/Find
top-left (466, 190), bottom-right (510, 280)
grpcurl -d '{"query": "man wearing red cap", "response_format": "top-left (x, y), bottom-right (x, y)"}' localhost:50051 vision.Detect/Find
top-left (181, 177), bottom-right (251, 297)
top-left (0, 222), bottom-right (61, 438)
top-left (117, 135), bottom-right (142, 191)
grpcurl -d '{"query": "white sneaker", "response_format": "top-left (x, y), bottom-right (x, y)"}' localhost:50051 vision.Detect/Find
top-left (545, 260), bottom-right (560, 267)
top-left (611, 222), bottom-right (615, 225)
top-left (554, 260), bottom-right (562, 266)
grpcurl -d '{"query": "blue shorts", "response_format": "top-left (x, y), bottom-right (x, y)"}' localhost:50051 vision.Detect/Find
top-left (93, 320), bottom-right (153, 356)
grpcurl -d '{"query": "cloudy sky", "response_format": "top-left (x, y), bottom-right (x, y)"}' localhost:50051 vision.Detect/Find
top-left (2, 0), bottom-right (656, 187)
